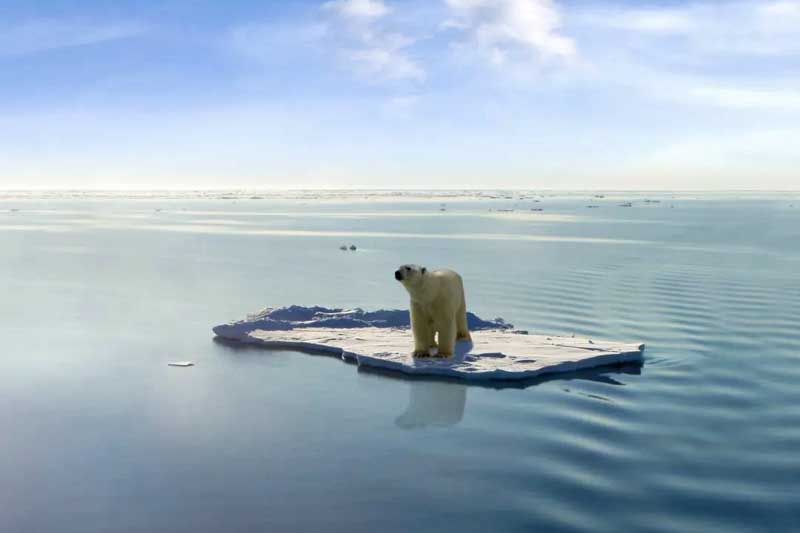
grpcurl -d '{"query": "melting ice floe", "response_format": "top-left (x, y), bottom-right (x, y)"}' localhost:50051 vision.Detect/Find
top-left (212, 306), bottom-right (644, 382)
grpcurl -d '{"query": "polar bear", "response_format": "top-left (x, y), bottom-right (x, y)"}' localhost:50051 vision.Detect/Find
top-left (394, 264), bottom-right (471, 358)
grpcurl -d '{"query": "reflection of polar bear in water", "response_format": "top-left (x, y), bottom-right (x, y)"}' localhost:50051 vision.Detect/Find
top-left (395, 382), bottom-right (467, 429)
top-left (394, 264), bottom-right (472, 358)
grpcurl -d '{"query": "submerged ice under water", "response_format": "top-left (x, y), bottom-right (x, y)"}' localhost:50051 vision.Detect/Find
top-left (1, 191), bottom-right (799, 533)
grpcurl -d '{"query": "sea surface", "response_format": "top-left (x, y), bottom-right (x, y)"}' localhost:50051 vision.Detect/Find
top-left (1, 190), bottom-right (798, 533)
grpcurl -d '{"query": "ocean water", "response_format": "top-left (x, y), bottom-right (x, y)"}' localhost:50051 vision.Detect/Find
top-left (1, 191), bottom-right (798, 533)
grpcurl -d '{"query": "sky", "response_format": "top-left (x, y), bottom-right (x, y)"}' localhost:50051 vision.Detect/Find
top-left (1, 0), bottom-right (799, 190)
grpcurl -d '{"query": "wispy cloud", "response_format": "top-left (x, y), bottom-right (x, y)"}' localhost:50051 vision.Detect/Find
top-left (0, 19), bottom-right (145, 57)
top-left (323, 0), bottom-right (391, 19)
top-left (575, 1), bottom-right (800, 56)
top-left (227, 21), bottom-right (327, 64)
top-left (322, 0), bottom-right (425, 82)
top-left (687, 85), bottom-right (800, 110)
top-left (569, 1), bottom-right (800, 110)
top-left (443, 0), bottom-right (576, 67)
top-left (578, 8), bottom-right (694, 34)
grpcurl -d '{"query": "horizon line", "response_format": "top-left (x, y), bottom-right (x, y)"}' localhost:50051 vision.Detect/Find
top-left (2, 188), bottom-right (799, 193)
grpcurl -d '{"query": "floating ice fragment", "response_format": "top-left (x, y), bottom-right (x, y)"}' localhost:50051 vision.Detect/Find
top-left (213, 306), bottom-right (643, 382)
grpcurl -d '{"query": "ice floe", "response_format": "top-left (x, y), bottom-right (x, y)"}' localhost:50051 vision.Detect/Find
top-left (213, 306), bottom-right (644, 382)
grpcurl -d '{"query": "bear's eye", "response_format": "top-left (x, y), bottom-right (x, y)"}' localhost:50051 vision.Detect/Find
top-left (404, 266), bottom-right (410, 271)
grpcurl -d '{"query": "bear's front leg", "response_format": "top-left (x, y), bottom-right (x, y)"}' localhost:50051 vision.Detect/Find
top-left (435, 317), bottom-right (457, 358)
top-left (410, 302), bottom-right (434, 357)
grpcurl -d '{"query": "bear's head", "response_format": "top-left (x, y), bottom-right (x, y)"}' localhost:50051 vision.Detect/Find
top-left (394, 264), bottom-right (427, 289)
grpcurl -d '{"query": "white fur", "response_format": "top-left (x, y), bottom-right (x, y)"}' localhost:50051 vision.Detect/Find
top-left (395, 264), bottom-right (471, 357)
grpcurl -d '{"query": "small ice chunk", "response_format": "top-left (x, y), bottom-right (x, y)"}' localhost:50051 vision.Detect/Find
top-left (168, 361), bottom-right (194, 367)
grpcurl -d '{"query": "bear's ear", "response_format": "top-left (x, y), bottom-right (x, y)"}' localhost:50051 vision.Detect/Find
top-left (421, 267), bottom-right (427, 274)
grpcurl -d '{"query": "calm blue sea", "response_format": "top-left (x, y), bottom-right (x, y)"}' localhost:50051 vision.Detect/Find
top-left (1, 191), bottom-right (798, 532)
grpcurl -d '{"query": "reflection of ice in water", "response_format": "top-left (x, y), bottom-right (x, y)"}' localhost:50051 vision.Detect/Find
top-left (395, 381), bottom-right (467, 429)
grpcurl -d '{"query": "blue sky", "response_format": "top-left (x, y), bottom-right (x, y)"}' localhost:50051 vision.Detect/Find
top-left (1, 0), bottom-right (799, 189)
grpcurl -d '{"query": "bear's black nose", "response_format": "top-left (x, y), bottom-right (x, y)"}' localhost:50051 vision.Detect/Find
top-left (394, 270), bottom-right (402, 281)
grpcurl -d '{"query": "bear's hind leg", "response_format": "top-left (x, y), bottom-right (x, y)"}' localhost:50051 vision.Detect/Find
top-left (456, 300), bottom-right (471, 341)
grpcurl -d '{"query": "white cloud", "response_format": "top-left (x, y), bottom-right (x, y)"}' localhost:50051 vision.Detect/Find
top-left (387, 95), bottom-right (419, 109)
top-left (583, 9), bottom-right (694, 34)
top-left (0, 19), bottom-right (145, 57)
top-left (347, 46), bottom-right (425, 80)
top-left (322, 0), bottom-right (425, 82)
top-left (323, 0), bottom-right (391, 18)
top-left (444, 0), bottom-right (576, 66)
top-left (688, 86), bottom-right (800, 110)
top-left (577, 1), bottom-right (800, 55)
top-left (616, 66), bottom-right (800, 112)
top-left (759, 0), bottom-right (800, 21)
top-left (567, 1), bottom-right (800, 111)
